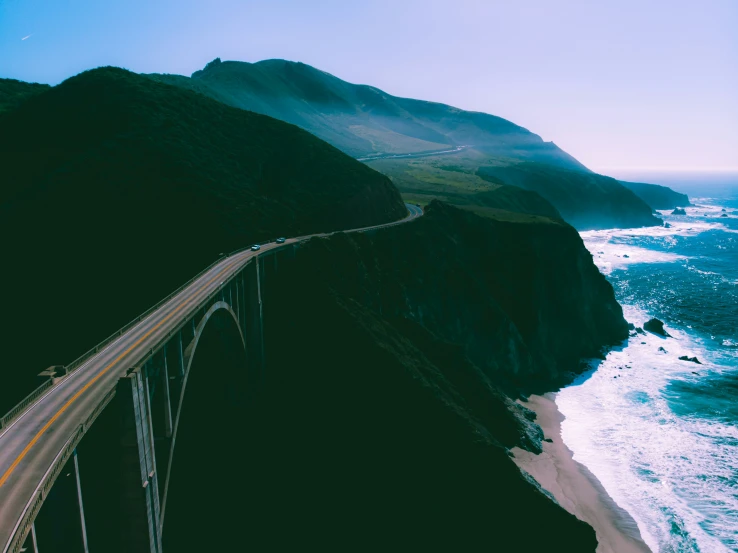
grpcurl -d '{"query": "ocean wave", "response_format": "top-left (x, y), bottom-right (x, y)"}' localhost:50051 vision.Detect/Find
top-left (583, 242), bottom-right (687, 275)
top-left (557, 304), bottom-right (738, 553)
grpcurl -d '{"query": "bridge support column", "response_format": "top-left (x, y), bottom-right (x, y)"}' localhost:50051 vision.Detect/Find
top-left (73, 450), bottom-right (90, 553)
top-left (167, 331), bottom-right (186, 416)
top-left (156, 349), bottom-right (173, 439)
top-left (117, 368), bottom-right (162, 553)
top-left (18, 523), bottom-right (39, 553)
top-left (33, 449), bottom-right (89, 552)
top-left (246, 258), bottom-right (265, 384)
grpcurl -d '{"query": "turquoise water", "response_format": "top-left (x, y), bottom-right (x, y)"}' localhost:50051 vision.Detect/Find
top-left (557, 173), bottom-right (738, 552)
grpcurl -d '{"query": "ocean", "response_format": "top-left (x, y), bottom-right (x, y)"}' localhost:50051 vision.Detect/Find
top-left (556, 171), bottom-right (738, 553)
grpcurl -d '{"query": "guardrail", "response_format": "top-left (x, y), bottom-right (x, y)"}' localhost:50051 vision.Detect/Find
top-left (0, 380), bottom-right (53, 430)
top-left (3, 387), bottom-right (116, 553)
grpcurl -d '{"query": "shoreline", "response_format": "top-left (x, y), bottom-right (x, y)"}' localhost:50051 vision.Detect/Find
top-left (511, 393), bottom-right (652, 553)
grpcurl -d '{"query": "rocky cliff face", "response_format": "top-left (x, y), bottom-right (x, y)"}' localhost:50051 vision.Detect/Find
top-left (247, 202), bottom-right (628, 551)
top-left (283, 201), bottom-right (627, 391)
top-left (619, 179), bottom-right (691, 210)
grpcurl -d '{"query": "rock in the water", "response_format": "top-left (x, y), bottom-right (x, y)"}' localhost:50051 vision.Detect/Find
top-left (644, 318), bottom-right (670, 337)
top-left (672, 208), bottom-right (687, 215)
top-left (679, 355), bottom-right (702, 364)
top-left (623, 254), bottom-right (630, 258)
top-left (636, 327), bottom-right (645, 334)
top-left (627, 323), bottom-right (636, 330)
top-left (658, 346), bottom-right (667, 353)
top-left (691, 371), bottom-right (699, 375)
top-left (722, 208), bottom-right (726, 212)
top-left (664, 222), bottom-right (671, 228)
top-left (543, 438), bottom-right (553, 443)
top-left (721, 213), bottom-right (728, 218)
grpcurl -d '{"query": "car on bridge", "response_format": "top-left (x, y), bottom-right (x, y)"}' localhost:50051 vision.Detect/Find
top-left (250, 244), bottom-right (261, 251)
top-left (276, 237), bottom-right (286, 244)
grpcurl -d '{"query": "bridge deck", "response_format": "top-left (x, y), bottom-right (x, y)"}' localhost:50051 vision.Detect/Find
top-left (0, 204), bottom-right (422, 550)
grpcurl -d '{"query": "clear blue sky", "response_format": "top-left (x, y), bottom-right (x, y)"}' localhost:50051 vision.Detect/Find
top-left (1, 0), bottom-right (736, 171)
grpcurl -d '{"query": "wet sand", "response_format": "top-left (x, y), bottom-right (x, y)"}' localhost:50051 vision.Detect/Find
top-left (511, 394), bottom-right (652, 553)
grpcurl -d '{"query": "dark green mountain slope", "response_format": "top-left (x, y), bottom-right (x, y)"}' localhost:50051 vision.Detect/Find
top-left (0, 66), bottom-right (406, 413)
top-left (149, 58), bottom-right (587, 170)
top-left (619, 179), bottom-right (691, 210)
top-left (0, 78), bottom-right (50, 116)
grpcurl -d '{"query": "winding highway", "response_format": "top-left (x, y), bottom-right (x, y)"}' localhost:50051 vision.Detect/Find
top-left (356, 145), bottom-right (470, 162)
top-left (0, 203), bottom-right (423, 551)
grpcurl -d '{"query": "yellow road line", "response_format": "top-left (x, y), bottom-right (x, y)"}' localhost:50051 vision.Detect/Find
top-left (0, 254), bottom-right (245, 488)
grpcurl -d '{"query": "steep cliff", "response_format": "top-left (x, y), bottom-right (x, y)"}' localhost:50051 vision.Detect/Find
top-left (246, 202), bottom-right (628, 551)
top-left (619, 179), bottom-right (692, 210)
top-left (477, 162), bottom-right (662, 230)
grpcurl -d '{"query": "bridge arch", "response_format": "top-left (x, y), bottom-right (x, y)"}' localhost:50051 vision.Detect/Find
top-left (159, 300), bottom-right (251, 541)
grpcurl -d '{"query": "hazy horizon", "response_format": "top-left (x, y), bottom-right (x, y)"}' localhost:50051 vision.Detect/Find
top-left (1, 0), bottom-right (736, 172)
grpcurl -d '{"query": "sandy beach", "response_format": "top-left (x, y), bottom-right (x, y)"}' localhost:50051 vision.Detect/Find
top-left (511, 394), bottom-right (652, 553)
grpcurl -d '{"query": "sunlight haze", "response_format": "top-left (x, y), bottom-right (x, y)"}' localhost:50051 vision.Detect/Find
top-left (1, 0), bottom-right (735, 171)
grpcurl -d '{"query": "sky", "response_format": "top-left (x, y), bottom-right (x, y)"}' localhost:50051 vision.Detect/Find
top-left (1, 0), bottom-right (736, 172)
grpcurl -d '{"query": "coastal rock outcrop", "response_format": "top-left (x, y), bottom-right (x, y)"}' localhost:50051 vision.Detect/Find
top-left (672, 207), bottom-right (687, 215)
top-left (644, 318), bottom-right (670, 337)
top-left (679, 355), bottom-right (702, 364)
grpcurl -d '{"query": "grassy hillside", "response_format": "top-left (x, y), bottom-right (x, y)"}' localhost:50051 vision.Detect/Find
top-left (149, 58), bottom-right (587, 170)
top-left (0, 66), bottom-right (406, 414)
top-left (619, 179), bottom-right (691, 210)
top-left (368, 149), bottom-right (563, 221)
top-left (0, 78), bottom-right (50, 116)
top-left (368, 149), bottom-right (662, 229)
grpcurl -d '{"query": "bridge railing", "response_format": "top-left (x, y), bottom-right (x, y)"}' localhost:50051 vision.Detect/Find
top-left (0, 239), bottom-right (281, 431)
top-left (0, 380), bottom-right (53, 430)
top-left (3, 387), bottom-right (116, 553)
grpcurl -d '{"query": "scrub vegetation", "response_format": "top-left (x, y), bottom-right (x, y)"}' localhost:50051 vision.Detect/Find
top-left (0, 78), bottom-right (50, 116)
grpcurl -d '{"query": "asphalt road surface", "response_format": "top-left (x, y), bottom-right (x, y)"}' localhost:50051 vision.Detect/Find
top-left (356, 145), bottom-right (469, 162)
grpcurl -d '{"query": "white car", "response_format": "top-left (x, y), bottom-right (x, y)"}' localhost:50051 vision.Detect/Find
top-left (250, 244), bottom-right (261, 251)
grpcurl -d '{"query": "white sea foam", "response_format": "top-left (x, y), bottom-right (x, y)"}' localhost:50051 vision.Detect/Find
top-left (557, 304), bottom-right (738, 553)
top-left (580, 208), bottom-right (738, 275)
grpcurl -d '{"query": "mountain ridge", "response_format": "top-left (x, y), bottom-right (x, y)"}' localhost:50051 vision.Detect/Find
top-left (151, 58), bottom-right (589, 171)
top-left (149, 58), bottom-right (684, 230)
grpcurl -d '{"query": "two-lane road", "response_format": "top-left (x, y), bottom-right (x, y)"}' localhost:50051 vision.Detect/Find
top-left (0, 203), bottom-right (423, 550)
